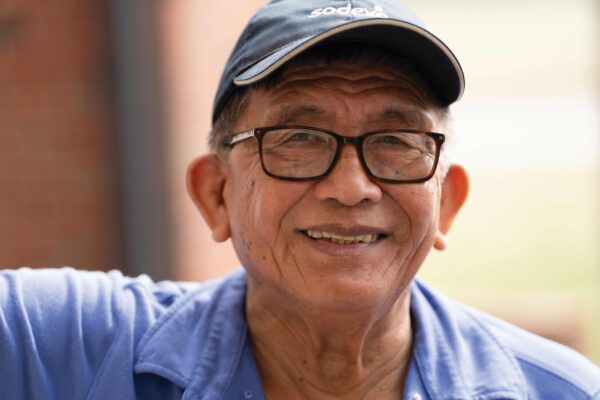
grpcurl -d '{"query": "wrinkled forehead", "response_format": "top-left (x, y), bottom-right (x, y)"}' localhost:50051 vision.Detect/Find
top-left (279, 60), bottom-right (431, 102)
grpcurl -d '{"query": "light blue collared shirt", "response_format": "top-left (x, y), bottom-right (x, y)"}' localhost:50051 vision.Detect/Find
top-left (1, 267), bottom-right (599, 399)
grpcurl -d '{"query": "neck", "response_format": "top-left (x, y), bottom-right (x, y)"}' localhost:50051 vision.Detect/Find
top-left (246, 280), bottom-right (413, 400)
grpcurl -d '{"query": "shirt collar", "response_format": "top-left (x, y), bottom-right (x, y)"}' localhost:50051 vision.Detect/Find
top-left (409, 279), bottom-right (527, 399)
top-left (134, 269), bottom-right (250, 398)
top-left (133, 270), bottom-right (528, 400)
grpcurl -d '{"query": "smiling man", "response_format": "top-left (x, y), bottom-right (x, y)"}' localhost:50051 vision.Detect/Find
top-left (183, 1), bottom-right (599, 398)
top-left (188, 51), bottom-right (463, 398)
top-left (1, 0), bottom-right (600, 399)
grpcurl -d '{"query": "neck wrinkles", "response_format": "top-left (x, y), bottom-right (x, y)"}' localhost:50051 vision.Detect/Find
top-left (245, 277), bottom-right (414, 399)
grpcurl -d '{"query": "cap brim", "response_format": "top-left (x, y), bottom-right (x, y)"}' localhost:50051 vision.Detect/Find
top-left (234, 19), bottom-right (464, 105)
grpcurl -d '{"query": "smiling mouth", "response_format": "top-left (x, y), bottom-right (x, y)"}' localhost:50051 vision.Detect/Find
top-left (302, 230), bottom-right (386, 245)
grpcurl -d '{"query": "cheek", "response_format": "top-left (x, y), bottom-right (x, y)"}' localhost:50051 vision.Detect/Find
top-left (225, 158), bottom-right (264, 262)
top-left (228, 169), bottom-right (305, 270)
top-left (391, 183), bottom-right (439, 244)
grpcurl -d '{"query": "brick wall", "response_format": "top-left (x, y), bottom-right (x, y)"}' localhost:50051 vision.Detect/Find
top-left (0, 1), bottom-right (123, 270)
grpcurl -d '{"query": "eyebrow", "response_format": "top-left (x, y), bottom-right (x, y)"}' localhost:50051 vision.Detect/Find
top-left (376, 107), bottom-right (429, 128)
top-left (275, 104), bottom-right (327, 125)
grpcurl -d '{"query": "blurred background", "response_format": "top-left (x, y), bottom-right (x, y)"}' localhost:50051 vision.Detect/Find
top-left (0, 0), bottom-right (598, 364)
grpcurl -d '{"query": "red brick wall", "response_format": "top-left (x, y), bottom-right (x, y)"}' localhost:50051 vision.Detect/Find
top-left (0, 1), bottom-right (123, 270)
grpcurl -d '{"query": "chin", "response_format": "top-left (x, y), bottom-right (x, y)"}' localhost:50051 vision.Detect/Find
top-left (298, 276), bottom-right (405, 313)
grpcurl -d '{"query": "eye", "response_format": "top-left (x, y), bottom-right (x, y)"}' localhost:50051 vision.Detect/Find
top-left (263, 128), bottom-right (333, 151)
top-left (280, 130), bottom-right (330, 146)
top-left (371, 134), bottom-right (410, 146)
top-left (288, 132), bottom-right (317, 142)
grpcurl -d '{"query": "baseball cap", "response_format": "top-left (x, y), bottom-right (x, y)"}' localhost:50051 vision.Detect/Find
top-left (212, 0), bottom-right (465, 123)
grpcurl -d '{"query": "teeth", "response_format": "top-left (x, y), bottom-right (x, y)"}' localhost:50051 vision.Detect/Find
top-left (305, 230), bottom-right (380, 244)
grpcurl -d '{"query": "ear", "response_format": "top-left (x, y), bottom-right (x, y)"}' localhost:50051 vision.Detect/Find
top-left (186, 154), bottom-right (231, 242)
top-left (434, 164), bottom-right (469, 250)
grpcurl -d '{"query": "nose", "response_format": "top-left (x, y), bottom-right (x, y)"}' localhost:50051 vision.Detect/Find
top-left (314, 145), bottom-right (383, 206)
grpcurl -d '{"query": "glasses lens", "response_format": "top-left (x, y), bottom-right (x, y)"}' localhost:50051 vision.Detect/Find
top-left (364, 132), bottom-right (437, 181)
top-left (261, 128), bottom-right (337, 178)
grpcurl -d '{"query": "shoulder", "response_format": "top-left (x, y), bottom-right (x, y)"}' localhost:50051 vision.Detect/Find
top-left (0, 267), bottom-right (199, 329)
top-left (477, 308), bottom-right (600, 398)
top-left (411, 279), bottom-right (600, 399)
top-left (0, 267), bottom-right (205, 399)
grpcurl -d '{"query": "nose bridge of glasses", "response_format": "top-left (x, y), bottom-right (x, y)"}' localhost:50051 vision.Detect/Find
top-left (322, 136), bottom-right (381, 203)
top-left (338, 135), bottom-right (363, 158)
top-left (340, 135), bottom-right (361, 145)
top-left (332, 137), bottom-right (369, 177)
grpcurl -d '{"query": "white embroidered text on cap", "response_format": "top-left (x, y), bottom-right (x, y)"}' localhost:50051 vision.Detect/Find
top-left (308, 4), bottom-right (389, 19)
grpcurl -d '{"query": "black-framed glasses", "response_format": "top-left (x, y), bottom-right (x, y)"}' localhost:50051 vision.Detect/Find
top-left (225, 125), bottom-right (445, 183)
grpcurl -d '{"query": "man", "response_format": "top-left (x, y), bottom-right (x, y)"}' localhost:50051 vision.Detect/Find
top-left (1, 1), bottom-right (599, 399)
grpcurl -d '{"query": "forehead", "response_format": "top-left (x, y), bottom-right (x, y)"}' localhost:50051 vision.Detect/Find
top-left (241, 59), bottom-right (442, 131)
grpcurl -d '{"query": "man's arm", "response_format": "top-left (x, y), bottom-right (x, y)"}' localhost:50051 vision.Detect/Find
top-left (0, 268), bottom-right (141, 399)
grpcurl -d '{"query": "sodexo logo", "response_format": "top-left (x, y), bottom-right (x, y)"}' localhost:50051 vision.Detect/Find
top-left (308, 3), bottom-right (389, 19)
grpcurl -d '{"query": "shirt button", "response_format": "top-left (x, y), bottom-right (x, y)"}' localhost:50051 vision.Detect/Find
top-left (411, 393), bottom-right (422, 400)
top-left (244, 390), bottom-right (253, 399)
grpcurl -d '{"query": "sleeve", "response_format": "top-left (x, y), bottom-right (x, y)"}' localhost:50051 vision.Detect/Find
top-left (0, 267), bottom-right (131, 400)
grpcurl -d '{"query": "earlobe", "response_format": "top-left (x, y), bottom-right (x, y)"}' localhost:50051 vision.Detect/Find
top-left (186, 154), bottom-right (231, 242)
top-left (435, 164), bottom-right (469, 250)
top-left (433, 231), bottom-right (447, 251)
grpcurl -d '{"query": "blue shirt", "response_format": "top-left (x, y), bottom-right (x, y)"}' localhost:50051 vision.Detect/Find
top-left (1, 267), bottom-right (599, 399)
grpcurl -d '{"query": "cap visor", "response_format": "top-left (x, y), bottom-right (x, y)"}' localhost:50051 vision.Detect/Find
top-left (234, 19), bottom-right (464, 105)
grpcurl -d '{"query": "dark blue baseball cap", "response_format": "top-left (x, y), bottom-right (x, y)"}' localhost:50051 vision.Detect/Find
top-left (212, 0), bottom-right (465, 123)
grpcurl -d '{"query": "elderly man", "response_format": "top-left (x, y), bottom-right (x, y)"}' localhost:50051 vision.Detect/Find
top-left (2, 1), bottom-right (600, 399)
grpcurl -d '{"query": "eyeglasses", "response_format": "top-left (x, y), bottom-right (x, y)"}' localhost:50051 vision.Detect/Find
top-left (225, 125), bottom-right (445, 183)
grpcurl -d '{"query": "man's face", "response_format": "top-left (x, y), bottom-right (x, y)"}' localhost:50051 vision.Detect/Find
top-left (222, 60), bottom-right (446, 312)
